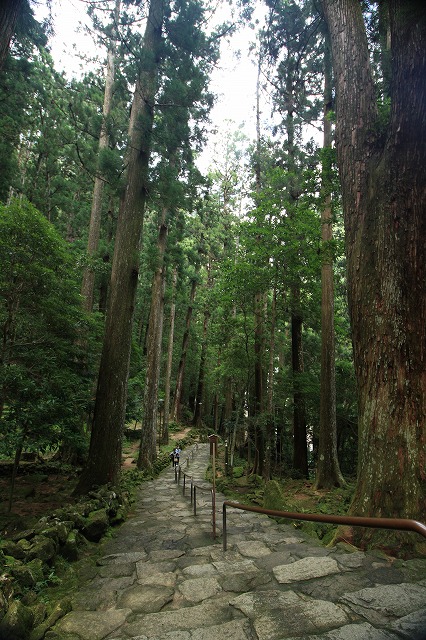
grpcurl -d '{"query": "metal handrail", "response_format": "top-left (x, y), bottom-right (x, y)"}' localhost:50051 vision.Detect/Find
top-left (174, 447), bottom-right (217, 538)
top-left (222, 500), bottom-right (426, 551)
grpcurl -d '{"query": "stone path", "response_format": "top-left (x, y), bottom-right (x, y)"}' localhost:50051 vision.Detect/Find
top-left (48, 443), bottom-right (426, 640)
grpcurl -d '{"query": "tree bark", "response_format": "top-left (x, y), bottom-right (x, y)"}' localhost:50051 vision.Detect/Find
top-left (291, 304), bottom-right (308, 477)
top-left (138, 211), bottom-right (168, 470)
top-left (81, 0), bottom-right (121, 313)
top-left (163, 266), bottom-right (177, 441)
top-left (171, 278), bottom-right (197, 422)
top-left (193, 308), bottom-right (209, 428)
top-left (322, 0), bottom-right (426, 547)
top-left (314, 38), bottom-right (344, 489)
top-left (75, 0), bottom-right (165, 494)
top-left (0, 0), bottom-right (25, 71)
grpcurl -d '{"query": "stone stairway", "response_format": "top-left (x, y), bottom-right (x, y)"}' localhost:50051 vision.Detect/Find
top-left (48, 443), bottom-right (426, 640)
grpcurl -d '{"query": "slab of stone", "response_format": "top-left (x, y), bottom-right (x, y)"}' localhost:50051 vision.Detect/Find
top-left (213, 559), bottom-right (259, 574)
top-left (117, 584), bottom-right (174, 613)
top-left (334, 552), bottom-right (367, 570)
top-left (178, 576), bottom-right (222, 602)
top-left (394, 558), bottom-right (426, 582)
top-left (54, 608), bottom-right (131, 640)
top-left (273, 556), bottom-right (341, 583)
top-left (230, 590), bottom-right (349, 640)
top-left (182, 563), bottom-right (218, 577)
top-left (137, 572), bottom-right (177, 587)
top-left (191, 619), bottom-right (252, 640)
top-left (98, 561), bottom-right (135, 578)
top-left (220, 570), bottom-right (271, 593)
top-left (253, 551), bottom-right (294, 571)
top-left (97, 551), bottom-right (147, 565)
top-left (149, 550), bottom-right (186, 562)
top-left (236, 541), bottom-right (272, 558)
top-left (388, 608), bottom-right (426, 639)
top-left (72, 576), bottom-right (134, 610)
top-left (297, 571), bottom-right (372, 601)
top-left (124, 595), bottom-right (235, 637)
top-left (340, 583), bottom-right (426, 626)
top-left (136, 561), bottom-right (177, 579)
top-left (284, 622), bottom-right (398, 639)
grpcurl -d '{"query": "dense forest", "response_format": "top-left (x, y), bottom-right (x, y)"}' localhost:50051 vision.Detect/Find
top-left (0, 0), bottom-right (425, 552)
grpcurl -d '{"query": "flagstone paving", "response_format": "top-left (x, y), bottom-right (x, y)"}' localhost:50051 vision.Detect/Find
top-left (47, 443), bottom-right (426, 640)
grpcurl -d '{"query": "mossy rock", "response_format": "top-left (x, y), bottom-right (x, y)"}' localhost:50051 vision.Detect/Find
top-left (27, 535), bottom-right (57, 563)
top-left (0, 540), bottom-right (26, 561)
top-left (29, 598), bottom-right (72, 640)
top-left (0, 599), bottom-right (34, 640)
top-left (9, 564), bottom-right (37, 589)
top-left (263, 480), bottom-right (284, 511)
top-left (60, 530), bottom-right (88, 562)
top-left (82, 509), bottom-right (109, 542)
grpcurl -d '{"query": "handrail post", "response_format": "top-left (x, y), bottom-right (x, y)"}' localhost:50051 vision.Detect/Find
top-left (212, 488), bottom-right (216, 539)
top-left (183, 474), bottom-right (186, 496)
top-left (223, 503), bottom-right (227, 551)
top-left (190, 480), bottom-right (193, 505)
top-left (194, 486), bottom-right (197, 516)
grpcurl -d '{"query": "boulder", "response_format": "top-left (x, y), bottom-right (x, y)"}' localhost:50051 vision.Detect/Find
top-left (27, 535), bottom-right (57, 563)
top-left (9, 564), bottom-right (37, 589)
top-left (82, 509), bottom-right (109, 542)
top-left (0, 599), bottom-right (34, 640)
top-left (263, 480), bottom-right (284, 511)
top-left (60, 530), bottom-right (88, 562)
top-left (29, 598), bottom-right (72, 640)
top-left (0, 540), bottom-right (26, 561)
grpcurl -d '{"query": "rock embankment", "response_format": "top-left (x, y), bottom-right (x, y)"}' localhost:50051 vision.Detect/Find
top-left (0, 485), bottom-right (128, 640)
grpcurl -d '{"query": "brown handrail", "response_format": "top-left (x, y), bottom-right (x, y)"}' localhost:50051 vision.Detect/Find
top-left (222, 501), bottom-right (426, 551)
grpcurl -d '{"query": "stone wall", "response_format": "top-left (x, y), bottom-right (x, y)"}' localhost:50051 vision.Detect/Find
top-left (0, 485), bottom-right (129, 640)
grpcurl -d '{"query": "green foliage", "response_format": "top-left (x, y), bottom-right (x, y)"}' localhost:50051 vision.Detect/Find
top-left (0, 199), bottom-right (92, 458)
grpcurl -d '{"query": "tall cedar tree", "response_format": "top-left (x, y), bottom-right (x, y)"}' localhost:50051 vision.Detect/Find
top-left (321, 0), bottom-right (426, 548)
top-left (81, 0), bottom-right (121, 313)
top-left (314, 39), bottom-right (344, 489)
top-left (75, 0), bottom-right (165, 494)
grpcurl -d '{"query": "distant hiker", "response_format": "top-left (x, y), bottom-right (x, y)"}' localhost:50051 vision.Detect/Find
top-left (173, 446), bottom-right (181, 467)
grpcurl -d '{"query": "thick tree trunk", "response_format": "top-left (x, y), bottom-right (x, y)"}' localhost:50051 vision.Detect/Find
top-left (171, 278), bottom-right (197, 422)
top-left (75, 0), bottom-right (165, 494)
top-left (193, 309), bottom-right (209, 428)
top-left (81, 0), bottom-right (120, 313)
top-left (0, 0), bottom-right (24, 71)
top-left (314, 39), bottom-right (344, 489)
top-left (322, 0), bottom-right (426, 547)
top-left (138, 213), bottom-right (168, 470)
top-left (163, 266), bottom-right (177, 442)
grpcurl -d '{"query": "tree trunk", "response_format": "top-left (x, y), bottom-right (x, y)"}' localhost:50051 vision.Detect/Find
top-left (75, 0), bottom-right (165, 494)
top-left (322, 0), bottom-right (426, 548)
top-left (163, 266), bottom-right (177, 442)
top-left (138, 212), bottom-right (168, 470)
top-left (81, 0), bottom-right (120, 313)
top-left (193, 309), bottom-right (209, 428)
top-left (291, 305), bottom-right (308, 477)
top-left (253, 291), bottom-right (266, 475)
top-left (314, 38), bottom-right (344, 489)
top-left (0, 0), bottom-right (24, 71)
top-left (171, 278), bottom-right (197, 423)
